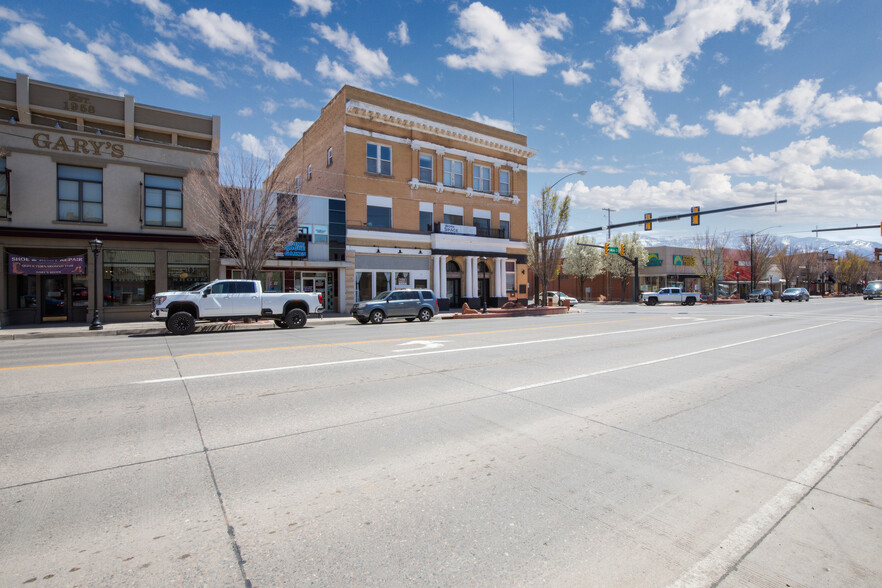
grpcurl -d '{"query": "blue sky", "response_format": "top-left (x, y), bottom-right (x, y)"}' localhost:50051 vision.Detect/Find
top-left (1, 0), bottom-right (881, 245)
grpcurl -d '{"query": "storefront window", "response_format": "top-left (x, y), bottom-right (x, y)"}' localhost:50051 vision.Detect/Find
top-left (356, 272), bottom-right (371, 302)
top-left (506, 261), bottom-right (516, 294)
top-left (104, 250), bottom-right (155, 305)
top-left (167, 251), bottom-right (209, 291)
top-left (72, 273), bottom-right (88, 307)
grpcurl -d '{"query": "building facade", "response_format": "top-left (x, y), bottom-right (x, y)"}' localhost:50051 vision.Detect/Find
top-left (0, 74), bottom-right (220, 325)
top-left (273, 86), bottom-right (535, 311)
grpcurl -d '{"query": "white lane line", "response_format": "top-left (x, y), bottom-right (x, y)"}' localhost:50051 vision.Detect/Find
top-left (506, 322), bottom-right (836, 393)
top-left (670, 397), bottom-right (882, 588)
top-left (136, 316), bottom-right (747, 384)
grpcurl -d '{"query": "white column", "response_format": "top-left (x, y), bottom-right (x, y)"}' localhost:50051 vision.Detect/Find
top-left (495, 257), bottom-right (505, 298)
top-left (337, 267), bottom-right (347, 312)
top-left (466, 256), bottom-right (476, 298)
top-left (432, 255), bottom-right (441, 298)
top-left (440, 256), bottom-right (447, 299)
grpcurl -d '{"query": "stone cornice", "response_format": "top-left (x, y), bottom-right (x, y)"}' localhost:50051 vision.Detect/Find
top-left (345, 100), bottom-right (537, 160)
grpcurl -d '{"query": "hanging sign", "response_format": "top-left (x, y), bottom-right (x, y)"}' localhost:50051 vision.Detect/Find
top-left (9, 254), bottom-right (86, 275)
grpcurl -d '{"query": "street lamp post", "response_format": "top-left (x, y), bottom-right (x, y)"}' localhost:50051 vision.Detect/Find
top-left (735, 270), bottom-right (740, 298)
top-left (533, 170), bottom-right (586, 306)
top-left (479, 256), bottom-right (488, 313)
top-left (89, 238), bottom-right (103, 330)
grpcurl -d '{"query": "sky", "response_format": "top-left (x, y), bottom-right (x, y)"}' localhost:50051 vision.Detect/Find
top-left (1, 0), bottom-right (881, 247)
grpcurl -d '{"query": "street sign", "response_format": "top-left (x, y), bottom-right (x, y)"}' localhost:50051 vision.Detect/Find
top-left (609, 246), bottom-right (619, 254)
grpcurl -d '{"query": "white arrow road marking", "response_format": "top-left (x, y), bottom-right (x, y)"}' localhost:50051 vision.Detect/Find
top-left (394, 340), bottom-right (449, 352)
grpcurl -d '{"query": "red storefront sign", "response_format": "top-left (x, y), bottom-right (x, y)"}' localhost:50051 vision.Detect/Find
top-left (8, 254), bottom-right (86, 275)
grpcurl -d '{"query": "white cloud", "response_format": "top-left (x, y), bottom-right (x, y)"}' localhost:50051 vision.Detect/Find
top-left (402, 73), bottom-right (418, 85)
top-left (88, 42), bottom-right (152, 84)
top-left (561, 61), bottom-right (592, 86)
top-left (274, 118), bottom-right (313, 139)
top-left (262, 100), bottom-right (279, 115)
top-left (877, 82), bottom-right (882, 101)
top-left (0, 7), bottom-right (28, 23)
top-left (288, 97), bottom-right (312, 109)
top-left (0, 48), bottom-right (35, 75)
top-left (682, 152), bottom-right (710, 164)
top-left (163, 77), bottom-right (205, 98)
top-left (656, 114), bottom-right (707, 138)
top-left (145, 41), bottom-right (212, 78)
top-left (313, 24), bottom-right (391, 79)
top-left (709, 79), bottom-right (882, 137)
top-left (469, 112), bottom-right (515, 132)
top-left (861, 127), bottom-right (882, 157)
top-left (2, 23), bottom-right (105, 88)
top-left (389, 21), bottom-right (410, 46)
top-left (180, 9), bottom-right (299, 81)
top-left (718, 84), bottom-right (731, 97)
top-left (131, 0), bottom-right (173, 19)
top-left (292, 0), bottom-right (332, 17)
top-left (444, 3), bottom-right (570, 77)
top-left (232, 132), bottom-right (269, 159)
top-left (592, 0), bottom-right (793, 138)
top-left (315, 54), bottom-right (360, 86)
top-left (238, 107), bottom-right (254, 117)
top-left (605, 0), bottom-right (650, 34)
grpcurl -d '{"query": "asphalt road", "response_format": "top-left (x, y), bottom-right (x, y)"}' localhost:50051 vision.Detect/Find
top-left (1, 298), bottom-right (881, 587)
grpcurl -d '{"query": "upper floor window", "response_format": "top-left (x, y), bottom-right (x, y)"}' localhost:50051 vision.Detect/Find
top-left (473, 164), bottom-right (491, 192)
top-left (58, 164), bottom-right (102, 223)
top-left (327, 147), bottom-right (333, 166)
top-left (294, 174), bottom-right (302, 193)
top-left (473, 216), bottom-right (491, 231)
top-left (500, 219), bottom-right (510, 239)
top-left (499, 169), bottom-right (511, 196)
top-left (307, 164), bottom-right (312, 180)
top-left (366, 195), bottom-right (392, 228)
top-left (0, 158), bottom-right (8, 219)
top-left (443, 158), bottom-right (464, 188)
top-left (419, 153), bottom-right (434, 183)
top-left (144, 174), bottom-right (183, 227)
top-left (419, 203), bottom-right (433, 232)
top-left (366, 143), bottom-right (392, 176)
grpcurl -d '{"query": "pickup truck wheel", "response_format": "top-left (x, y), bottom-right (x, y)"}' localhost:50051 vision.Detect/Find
top-left (417, 308), bottom-right (433, 322)
top-left (167, 311), bottom-right (196, 335)
top-left (685, 297), bottom-right (696, 306)
top-left (274, 319), bottom-right (290, 329)
top-left (645, 297), bottom-right (658, 306)
top-left (369, 309), bottom-right (385, 324)
top-left (284, 308), bottom-right (307, 329)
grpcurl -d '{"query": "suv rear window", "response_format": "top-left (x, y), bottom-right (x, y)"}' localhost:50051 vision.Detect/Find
top-left (420, 291), bottom-right (435, 300)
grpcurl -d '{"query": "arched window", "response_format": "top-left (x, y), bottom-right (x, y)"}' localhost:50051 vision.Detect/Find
top-left (478, 261), bottom-right (490, 274)
top-left (446, 261), bottom-right (461, 273)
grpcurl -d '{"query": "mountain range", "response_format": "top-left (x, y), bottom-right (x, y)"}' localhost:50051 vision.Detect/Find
top-left (640, 235), bottom-right (882, 259)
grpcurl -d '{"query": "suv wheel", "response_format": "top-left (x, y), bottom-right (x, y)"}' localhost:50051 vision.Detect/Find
top-left (418, 308), bottom-right (433, 322)
top-left (369, 309), bottom-right (385, 324)
top-left (167, 311), bottom-right (196, 335)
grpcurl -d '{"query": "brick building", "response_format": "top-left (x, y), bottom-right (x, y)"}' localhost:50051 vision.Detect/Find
top-left (0, 74), bottom-right (220, 325)
top-left (273, 86), bottom-right (535, 311)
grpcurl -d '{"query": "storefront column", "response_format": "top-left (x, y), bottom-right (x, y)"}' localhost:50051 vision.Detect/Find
top-left (432, 255), bottom-right (442, 298)
top-left (464, 256), bottom-right (475, 298)
top-left (495, 257), bottom-right (505, 298)
top-left (439, 256), bottom-right (447, 298)
top-left (0, 244), bottom-right (6, 325)
top-left (337, 267), bottom-right (347, 313)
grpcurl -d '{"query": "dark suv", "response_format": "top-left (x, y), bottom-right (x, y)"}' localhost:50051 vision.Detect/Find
top-left (351, 289), bottom-right (438, 324)
top-left (864, 281), bottom-right (882, 300)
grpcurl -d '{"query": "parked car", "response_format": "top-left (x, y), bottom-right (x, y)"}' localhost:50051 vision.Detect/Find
top-left (351, 289), bottom-right (438, 324)
top-left (544, 291), bottom-right (577, 306)
top-left (780, 287), bottom-right (810, 302)
top-left (863, 280), bottom-right (882, 300)
top-left (748, 288), bottom-right (774, 302)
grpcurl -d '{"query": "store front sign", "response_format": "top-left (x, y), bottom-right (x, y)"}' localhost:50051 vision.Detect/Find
top-left (439, 223), bottom-right (477, 236)
top-left (646, 253), bottom-right (663, 267)
top-left (275, 241), bottom-right (308, 259)
top-left (9, 254), bottom-right (86, 275)
top-left (673, 255), bottom-right (695, 266)
top-left (32, 132), bottom-right (125, 159)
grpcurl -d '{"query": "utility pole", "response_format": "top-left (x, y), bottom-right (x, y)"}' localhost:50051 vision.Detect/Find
top-left (602, 207), bottom-right (615, 300)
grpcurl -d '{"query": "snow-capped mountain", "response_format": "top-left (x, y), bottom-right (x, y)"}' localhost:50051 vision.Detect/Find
top-left (639, 235), bottom-right (882, 259)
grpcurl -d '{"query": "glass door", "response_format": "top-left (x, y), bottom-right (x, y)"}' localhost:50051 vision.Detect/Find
top-left (41, 275), bottom-right (68, 322)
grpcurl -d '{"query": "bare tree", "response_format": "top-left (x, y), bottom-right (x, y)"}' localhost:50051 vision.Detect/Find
top-left (605, 232), bottom-right (648, 302)
top-left (834, 251), bottom-right (868, 294)
top-left (740, 233), bottom-right (779, 290)
top-left (528, 186), bottom-right (571, 304)
top-left (186, 149), bottom-right (302, 280)
top-left (693, 230), bottom-right (730, 300)
top-left (796, 245), bottom-right (827, 293)
top-left (772, 243), bottom-right (803, 289)
top-left (562, 236), bottom-right (603, 300)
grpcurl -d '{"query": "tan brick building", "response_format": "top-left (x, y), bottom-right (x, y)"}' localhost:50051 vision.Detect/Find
top-left (274, 86), bottom-right (535, 311)
top-left (0, 74), bottom-right (220, 325)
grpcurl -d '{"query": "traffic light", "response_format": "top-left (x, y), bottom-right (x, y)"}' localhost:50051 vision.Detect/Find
top-left (690, 206), bottom-right (700, 226)
top-left (644, 213), bottom-right (653, 231)
top-left (603, 242), bottom-right (610, 255)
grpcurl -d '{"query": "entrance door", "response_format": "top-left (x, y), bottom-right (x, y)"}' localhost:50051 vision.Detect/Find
top-left (41, 275), bottom-right (68, 322)
top-left (447, 278), bottom-right (461, 307)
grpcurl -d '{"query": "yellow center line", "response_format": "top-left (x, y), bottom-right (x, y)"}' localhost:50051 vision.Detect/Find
top-left (0, 317), bottom-right (655, 372)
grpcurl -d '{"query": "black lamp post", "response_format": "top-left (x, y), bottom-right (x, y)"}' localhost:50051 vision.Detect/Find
top-left (735, 270), bottom-right (740, 299)
top-left (89, 238), bottom-right (103, 330)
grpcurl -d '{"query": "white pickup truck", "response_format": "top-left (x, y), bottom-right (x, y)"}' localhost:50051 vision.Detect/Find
top-left (151, 279), bottom-right (324, 335)
top-left (641, 287), bottom-right (699, 306)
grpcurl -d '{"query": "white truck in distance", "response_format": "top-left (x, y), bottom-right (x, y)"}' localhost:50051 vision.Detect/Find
top-left (151, 279), bottom-right (324, 335)
top-left (641, 287), bottom-right (699, 306)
